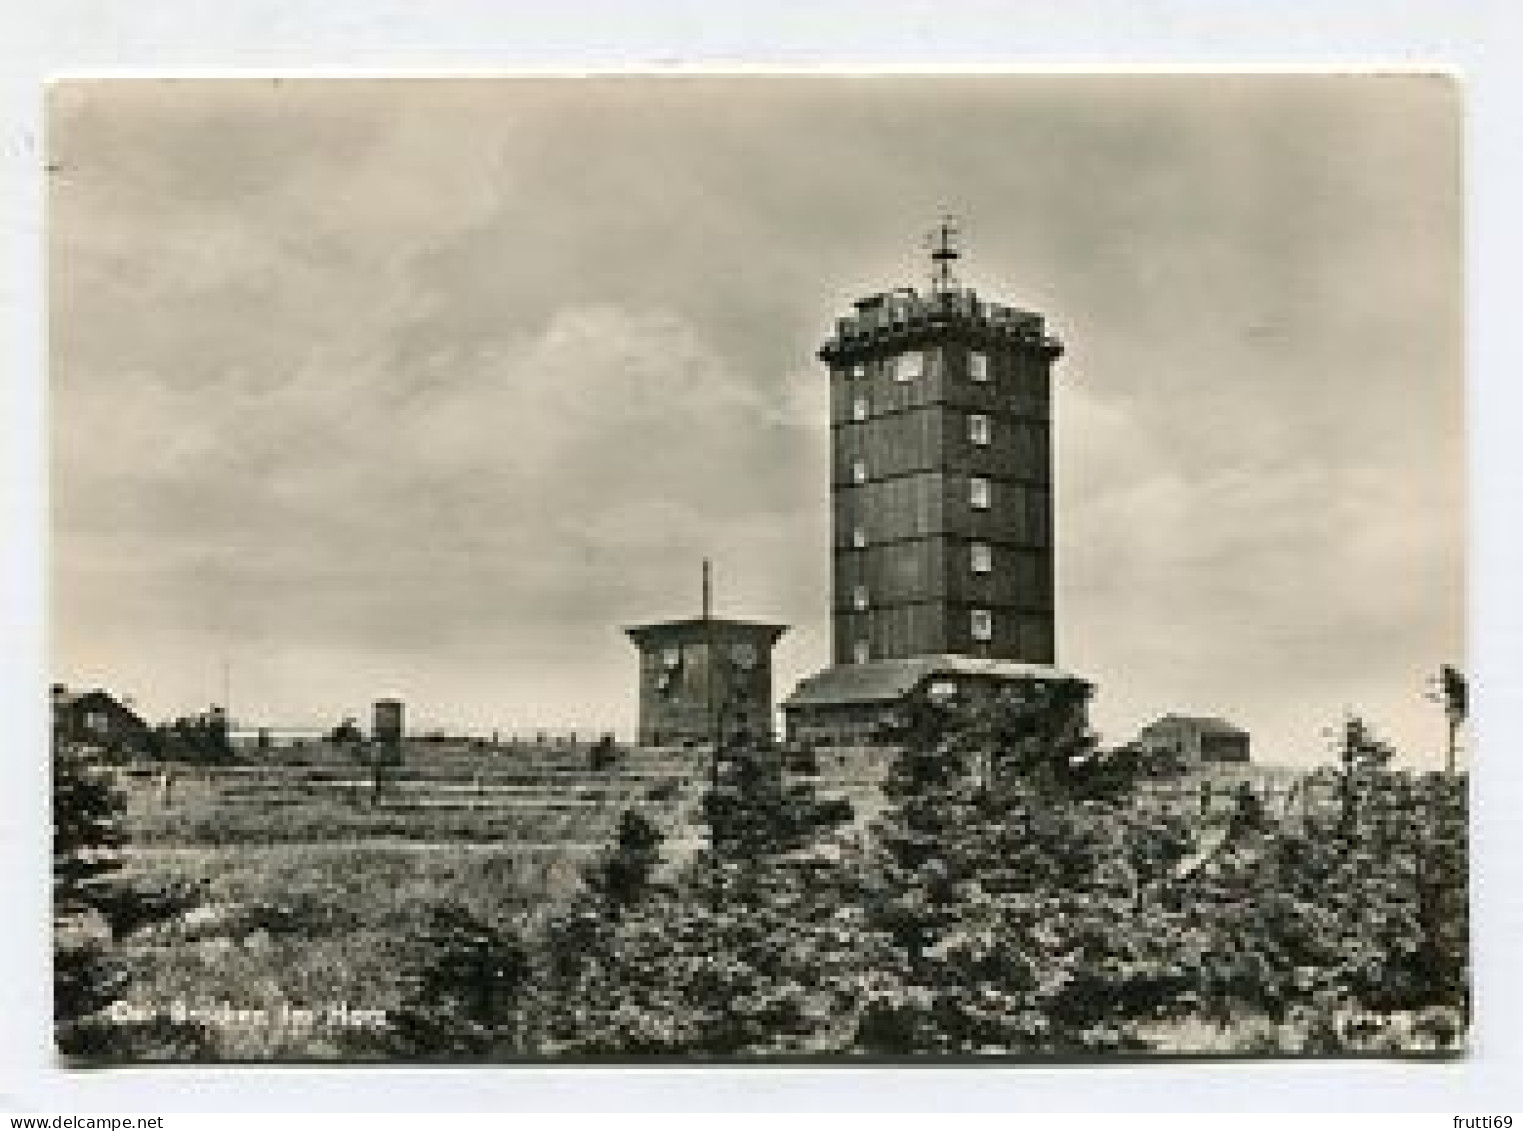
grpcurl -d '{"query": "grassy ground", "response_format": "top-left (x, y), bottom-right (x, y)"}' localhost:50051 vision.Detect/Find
top-left (113, 841), bottom-right (594, 1059)
top-left (119, 740), bottom-right (707, 845)
top-left (105, 740), bottom-right (709, 1058)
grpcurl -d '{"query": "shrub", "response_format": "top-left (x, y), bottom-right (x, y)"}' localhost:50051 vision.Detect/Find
top-left (589, 735), bottom-right (619, 772)
top-left (381, 903), bottom-right (533, 1058)
top-left (54, 737), bottom-right (211, 1059)
top-left (585, 810), bottom-right (664, 912)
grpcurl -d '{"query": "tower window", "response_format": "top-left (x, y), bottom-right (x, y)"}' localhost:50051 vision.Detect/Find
top-left (971, 609), bottom-right (993, 642)
top-left (852, 585), bottom-right (869, 611)
top-left (894, 350), bottom-right (924, 382)
top-left (969, 413), bottom-right (991, 446)
top-left (970, 476), bottom-right (991, 510)
top-left (851, 459), bottom-right (867, 484)
top-left (853, 640), bottom-right (871, 665)
top-left (971, 542), bottom-right (992, 573)
top-left (970, 351), bottom-right (990, 382)
top-left (851, 395), bottom-right (868, 422)
top-left (848, 362), bottom-right (866, 380)
top-left (851, 527), bottom-right (867, 549)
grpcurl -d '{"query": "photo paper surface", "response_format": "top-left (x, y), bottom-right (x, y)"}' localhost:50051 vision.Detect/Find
top-left (48, 74), bottom-right (1466, 1063)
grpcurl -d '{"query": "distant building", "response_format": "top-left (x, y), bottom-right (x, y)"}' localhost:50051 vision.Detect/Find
top-left (228, 726), bottom-right (328, 751)
top-left (51, 684), bottom-right (150, 751)
top-left (626, 617), bottom-right (787, 747)
top-left (373, 699), bottom-right (405, 747)
top-left (785, 224), bottom-right (1077, 743)
top-left (784, 655), bottom-right (1087, 746)
top-left (1137, 714), bottom-right (1251, 766)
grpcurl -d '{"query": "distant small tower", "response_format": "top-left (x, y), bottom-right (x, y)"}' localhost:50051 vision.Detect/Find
top-left (625, 561), bottom-right (787, 747)
top-left (373, 699), bottom-right (404, 748)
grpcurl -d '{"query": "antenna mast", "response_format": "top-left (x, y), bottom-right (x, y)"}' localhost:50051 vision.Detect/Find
top-left (926, 213), bottom-right (962, 295)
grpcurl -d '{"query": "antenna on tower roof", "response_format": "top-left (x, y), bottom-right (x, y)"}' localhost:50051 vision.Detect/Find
top-left (925, 213), bottom-right (962, 295)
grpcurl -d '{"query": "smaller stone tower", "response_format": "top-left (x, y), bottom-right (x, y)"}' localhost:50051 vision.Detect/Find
top-left (625, 561), bottom-right (787, 747)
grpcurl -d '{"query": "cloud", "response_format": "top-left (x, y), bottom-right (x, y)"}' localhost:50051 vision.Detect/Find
top-left (52, 293), bottom-right (825, 730)
top-left (48, 76), bottom-right (1462, 760)
top-left (1058, 379), bottom-right (1462, 760)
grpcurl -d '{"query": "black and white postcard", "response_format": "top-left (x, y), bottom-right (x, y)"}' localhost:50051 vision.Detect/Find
top-left (47, 74), bottom-right (1466, 1063)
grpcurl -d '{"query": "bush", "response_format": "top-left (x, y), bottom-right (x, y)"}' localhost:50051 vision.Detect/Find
top-left (703, 742), bottom-right (852, 859)
top-left (589, 735), bottom-right (620, 772)
top-left (91, 689), bottom-right (1468, 1060)
top-left (585, 810), bottom-right (664, 912)
top-left (152, 714), bottom-right (234, 764)
top-left (54, 738), bottom-right (212, 1059)
top-left (381, 903), bottom-right (533, 1058)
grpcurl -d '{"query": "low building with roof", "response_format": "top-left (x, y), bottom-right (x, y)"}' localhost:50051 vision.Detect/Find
top-left (783, 654), bottom-right (1087, 746)
top-left (1136, 713), bottom-right (1251, 767)
top-left (51, 684), bottom-right (151, 752)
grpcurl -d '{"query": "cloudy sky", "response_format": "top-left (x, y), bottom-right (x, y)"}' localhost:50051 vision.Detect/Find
top-left (48, 74), bottom-right (1463, 764)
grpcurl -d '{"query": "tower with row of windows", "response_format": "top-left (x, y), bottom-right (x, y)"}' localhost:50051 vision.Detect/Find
top-left (821, 247), bottom-right (1064, 668)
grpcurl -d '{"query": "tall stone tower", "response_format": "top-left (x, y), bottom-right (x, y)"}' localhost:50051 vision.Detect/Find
top-left (823, 222), bottom-right (1063, 666)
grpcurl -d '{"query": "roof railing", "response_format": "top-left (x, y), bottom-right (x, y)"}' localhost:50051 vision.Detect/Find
top-left (824, 290), bottom-right (1056, 352)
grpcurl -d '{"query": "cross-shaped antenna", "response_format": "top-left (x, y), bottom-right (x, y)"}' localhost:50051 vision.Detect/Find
top-left (924, 213), bottom-right (962, 294)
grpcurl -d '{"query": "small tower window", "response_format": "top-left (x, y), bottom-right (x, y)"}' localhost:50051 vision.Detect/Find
top-left (851, 395), bottom-right (869, 422)
top-left (970, 352), bottom-right (990, 383)
top-left (969, 413), bottom-right (991, 446)
top-left (894, 350), bottom-right (924, 382)
top-left (971, 609), bottom-right (993, 642)
top-left (851, 527), bottom-right (867, 549)
top-left (849, 362), bottom-right (866, 380)
top-left (851, 459), bottom-right (867, 484)
top-left (971, 542), bottom-right (992, 573)
top-left (852, 585), bottom-right (870, 611)
top-left (853, 640), bottom-right (871, 665)
top-left (970, 476), bottom-right (991, 510)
